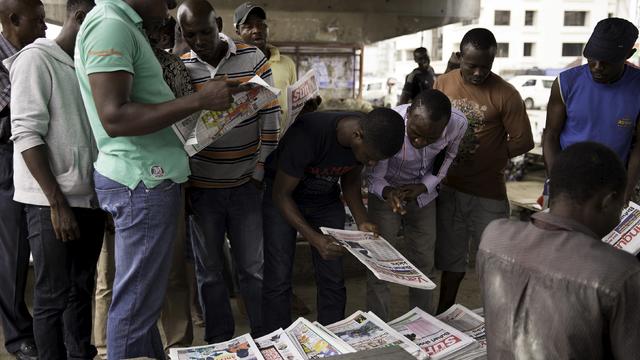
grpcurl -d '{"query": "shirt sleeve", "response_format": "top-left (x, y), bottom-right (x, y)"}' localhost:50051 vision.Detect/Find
top-left (367, 159), bottom-right (391, 200)
top-left (502, 91), bottom-right (534, 158)
top-left (277, 125), bottom-right (314, 179)
top-left (80, 18), bottom-right (136, 75)
top-left (254, 51), bottom-right (281, 181)
top-left (9, 49), bottom-right (52, 153)
top-left (610, 271), bottom-right (640, 359)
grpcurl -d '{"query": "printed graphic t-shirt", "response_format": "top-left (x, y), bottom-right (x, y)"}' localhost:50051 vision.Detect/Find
top-left (266, 111), bottom-right (362, 203)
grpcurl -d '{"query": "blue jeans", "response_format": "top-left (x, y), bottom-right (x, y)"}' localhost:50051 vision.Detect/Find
top-left (261, 179), bottom-right (346, 334)
top-left (189, 182), bottom-right (263, 342)
top-left (94, 171), bottom-right (181, 359)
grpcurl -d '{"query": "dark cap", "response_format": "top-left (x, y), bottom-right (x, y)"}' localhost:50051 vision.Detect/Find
top-left (583, 17), bottom-right (638, 62)
top-left (234, 2), bottom-right (266, 28)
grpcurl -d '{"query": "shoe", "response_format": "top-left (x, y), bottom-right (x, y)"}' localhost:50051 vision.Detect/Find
top-left (12, 341), bottom-right (38, 360)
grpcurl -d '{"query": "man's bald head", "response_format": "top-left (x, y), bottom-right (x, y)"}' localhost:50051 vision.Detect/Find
top-left (177, 0), bottom-right (216, 27)
top-left (0, 0), bottom-right (46, 49)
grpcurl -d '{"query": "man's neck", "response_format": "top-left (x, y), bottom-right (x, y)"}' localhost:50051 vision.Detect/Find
top-left (336, 116), bottom-right (359, 148)
top-left (261, 45), bottom-right (270, 60)
top-left (203, 40), bottom-right (228, 68)
top-left (55, 26), bottom-right (76, 58)
top-left (1, 30), bottom-right (23, 50)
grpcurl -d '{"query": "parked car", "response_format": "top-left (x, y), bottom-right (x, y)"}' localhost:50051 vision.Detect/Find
top-left (362, 77), bottom-right (399, 107)
top-left (508, 75), bottom-right (555, 109)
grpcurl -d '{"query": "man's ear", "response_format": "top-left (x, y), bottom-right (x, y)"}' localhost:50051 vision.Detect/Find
top-left (9, 13), bottom-right (20, 27)
top-left (626, 48), bottom-right (637, 60)
top-left (600, 191), bottom-right (620, 211)
top-left (75, 10), bottom-right (87, 26)
top-left (216, 16), bottom-right (223, 32)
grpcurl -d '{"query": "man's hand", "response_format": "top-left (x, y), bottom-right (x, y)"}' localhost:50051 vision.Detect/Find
top-left (299, 96), bottom-right (322, 115)
top-left (308, 232), bottom-right (347, 260)
top-left (399, 184), bottom-right (427, 201)
top-left (197, 79), bottom-right (248, 111)
top-left (50, 203), bottom-right (80, 242)
top-left (358, 221), bottom-right (379, 237)
top-left (382, 186), bottom-right (407, 215)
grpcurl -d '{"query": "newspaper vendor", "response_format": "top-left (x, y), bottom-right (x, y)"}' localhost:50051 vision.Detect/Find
top-left (478, 142), bottom-right (640, 359)
top-left (367, 89), bottom-right (467, 320)
top-left (178, 0), bottom-right (281, 343)
top-left (261, 108), bottom-right (405, 334)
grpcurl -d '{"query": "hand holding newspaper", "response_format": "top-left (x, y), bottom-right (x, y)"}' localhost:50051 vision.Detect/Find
top-left (319, 227), bottom-right (436, 290)
top-left (602, 201), bottom-right (640, 255)
top-left (172, 75), bottom-right (280, 156)
top-left (169, 333), bottom-right (264, 360)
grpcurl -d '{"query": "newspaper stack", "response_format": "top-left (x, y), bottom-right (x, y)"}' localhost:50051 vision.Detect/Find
top-left (320, 228), bottom-right (436, 290)
top-left (602, 201), bottom-right (640, 255)
top-left (284, 318), bottom-right (355, 358)
top-left (325, 311), bottom-right (427, 359)
top-left (436, 305), bottom-right (487, 358)
top-left (255, 328), bottom-right (306, 360)
top-left (388, 307), bottom-right (483, 360)
top-left (169, 333), bottom-right (264, 360)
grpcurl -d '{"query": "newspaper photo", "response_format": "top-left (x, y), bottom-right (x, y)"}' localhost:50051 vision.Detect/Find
top-left (255, 328), bottom-right (306, 360)
top-left (172, 75), bottom-right (280, 156)
top-left (169, 333), bottom-right (264, 360)
top-left (325, 311), bottom-right (427, 359)
top-left (437, 304), bottom-right (487, 349)
top-left (285, 318), bottom-right (354, 359)
top-left (319, 228), bottom-right (436, 290)
top-left (282, 70), bottom-right (320, 136)
top-left (602, 201), bottom-right (640, 255)
top-left (388, 307), bottom-right (479, 360)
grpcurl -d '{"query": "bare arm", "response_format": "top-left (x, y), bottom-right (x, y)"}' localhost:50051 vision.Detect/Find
top-left (341, 166), bottom-right (368, 225)
top-left (542, 79), bottom-right (567, 174)
top-left (624, 115), bottom-right (640, 204)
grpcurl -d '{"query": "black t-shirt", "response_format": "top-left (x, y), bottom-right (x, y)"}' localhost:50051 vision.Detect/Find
top-left (401, 66), bottom-right (435, 100)
top-left (266, 111), bottom-right (363, 202)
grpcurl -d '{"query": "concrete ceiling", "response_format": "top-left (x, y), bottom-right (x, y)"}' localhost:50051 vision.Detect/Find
top-left (43, 0), bottom-right (480, 44)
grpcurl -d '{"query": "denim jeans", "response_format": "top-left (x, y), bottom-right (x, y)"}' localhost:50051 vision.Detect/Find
top-left (189, 182), bottom-right (263, 342)
top-left (0, 143), bottom-right (33, 354)
top-left (26, 205), bottom-right (104, 359)
top-left (94, 171), bottom-right (181, 359)
top-left (261, 179), bottom-right (346, 334)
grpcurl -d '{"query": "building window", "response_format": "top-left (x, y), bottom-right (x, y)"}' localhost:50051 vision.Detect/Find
top-left (394, 50), bottom-right (403, 62)
top-left (562, 43), bottom-right (584, 56)
top-left (496, 43), bottom-right (509, 57)
top-left (523, 42), bottom-right (534, 56)
top-left (494, 10), bottom-right (511, 25)
top-left (524, 10), bottom-right (536, 26)
top-left (564, 11), bottom-right (587, 26)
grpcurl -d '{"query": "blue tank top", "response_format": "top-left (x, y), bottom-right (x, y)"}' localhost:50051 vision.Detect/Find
top-left (559, 64), bottom-right (640, 164)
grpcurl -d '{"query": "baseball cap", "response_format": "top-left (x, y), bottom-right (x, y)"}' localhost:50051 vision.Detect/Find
top-left (234, 2), bottom-right (266, 28)
top-left (583, 17), bottom-right (638, 62)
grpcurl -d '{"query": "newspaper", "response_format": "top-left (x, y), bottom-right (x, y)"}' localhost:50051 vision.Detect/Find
top-left (172, 75), bottom-right (280, 156)
top-left (281, 70), bottom-right (320, 136)
top-left (602, 201), bottom-right (640, 255)
top-left (284, 317), bottom-right (355, 359)
top-left (324, 311), bottom-right (427, 360)
top-left (437, 304), bottom-right (487, 349)
top-left (255, 328), bottom-right (306, 360)
top-left (319, 228), bottom-right (436, 290)
top-left (388, 307), bottom-right (479, 360)
top-left (169, 333), bottom-right (264, 360)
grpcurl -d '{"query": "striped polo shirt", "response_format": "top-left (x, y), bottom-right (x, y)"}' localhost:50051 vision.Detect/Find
top-left (181, 35), bottom-right (280, 188)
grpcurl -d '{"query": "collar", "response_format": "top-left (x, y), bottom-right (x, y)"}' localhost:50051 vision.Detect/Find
top-left (190, 33), bottom-right (236, 66)
top-left (267, 44), bottom-right (280, 62)
top-left (531, 212), bottom-right (599, 240)
top-left (0, 33), bottom-right (18, 61)
top-left (98, 0), bottom-right (143, 27)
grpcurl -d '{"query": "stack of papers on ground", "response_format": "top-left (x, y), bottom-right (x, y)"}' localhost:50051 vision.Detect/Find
top-left (255, 328), bottom-right (306, 360)
top-left (602, 201), bottom-right (640, 255)
top-left (169, 333), bottom-right (264, 360)
top-left (284, 318), bottom-right (355, 358)
top-left (388, 307), bottom-right (483, 360)
top-left (436, 305), bottom-right (487, 358)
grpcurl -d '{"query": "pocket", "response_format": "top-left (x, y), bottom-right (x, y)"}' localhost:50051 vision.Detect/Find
top-left (54, 146), bottom-right (94, 195)
top-left (94, 171), bottom-right (129, 193)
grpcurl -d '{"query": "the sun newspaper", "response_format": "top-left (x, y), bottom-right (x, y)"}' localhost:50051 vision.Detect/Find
top-left (324, 310), bottom-right (427, 359)
top-left (602, 201), bottom-right (640, 255)
top-left (436, 304), bottom-right (487, 353)
top-left (388, 307), bottom-right (482, 360)
top-left (172, 75), bottom-right (280, 156)
top-left (169, 333), bottom-right (264, 360)
top-left (281, 70), bottom-right (320, 136)
top-left (255, 328), bottom-right (306, 360)
top-left (319, 228), bottom-right (436, 290)
top-left (285, 317), bottom-right (355, 359)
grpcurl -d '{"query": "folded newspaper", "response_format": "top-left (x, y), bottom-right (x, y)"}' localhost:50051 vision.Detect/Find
top-left (388, 307), bottom-right (482, 360)
top-left (255, 328), bottom-right (306, 360)
top-left (324, 310), bottom-right (427, 359)
top-left (172, 75), bottom-right (280, 156)
top-left (319, 228), bottom-right (436, 290)
top-left (284, 317), bottom-right (355, 358)
top-left (436, 304), bottom-right (487, 356)
top-left (281, 70), bottom-right (320, 136)
top-left (169, 333), bottom-right (264, 360)
top-left (602, 201), bottom-right (640, 255)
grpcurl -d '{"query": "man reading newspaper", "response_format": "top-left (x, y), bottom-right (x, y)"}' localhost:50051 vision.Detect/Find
top-left (478, 142), bottom-right (640, 359)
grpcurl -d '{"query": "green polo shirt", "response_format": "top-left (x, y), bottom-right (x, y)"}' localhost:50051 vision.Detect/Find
top-left (75, 0), bottom-right (190, 189)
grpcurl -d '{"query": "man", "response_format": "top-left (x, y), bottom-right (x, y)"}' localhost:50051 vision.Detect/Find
top-left (5, 1), bottom-right (103, 358)
top-left (91, 16), bottom-right (195, 358)
top-left (433, 28), bottom-right (534, 313)
top-left (262, 107), bottom-right (405, 333)
top-left (398, 47), bottom-right (435, 105)
top-left (0, 0), bottom-right (46, 358)
top-left (74, 0), bottom-right (238, 357)
top-left (544, 18), bottom-right (640, 203)
top-left (366, 89), bottom-right (467, 320)
top-left (177, 0), bottom-right (280, 342)
top-left (478, 142), bottom-right (640, 358)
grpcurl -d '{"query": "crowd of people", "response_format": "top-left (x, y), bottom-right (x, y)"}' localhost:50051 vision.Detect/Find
top-left (0, 0), bottom-right (638, 359)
